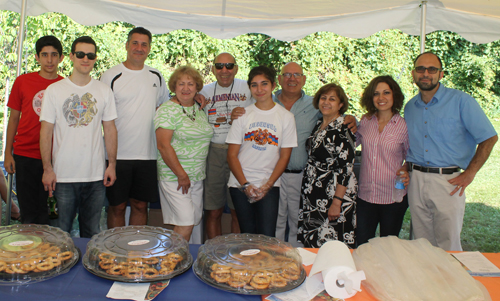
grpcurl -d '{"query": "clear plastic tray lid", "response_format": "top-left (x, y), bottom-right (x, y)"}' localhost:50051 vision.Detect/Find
top-left (0, 224), bottom-right (80, 285)
top-left (83, 226), bottom-right (192, 282)
top-left (193, 233), bottom-right (305, 295)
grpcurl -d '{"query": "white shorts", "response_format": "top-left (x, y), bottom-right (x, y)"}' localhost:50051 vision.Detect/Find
top-left (158, 180), bottom-right (203, 226)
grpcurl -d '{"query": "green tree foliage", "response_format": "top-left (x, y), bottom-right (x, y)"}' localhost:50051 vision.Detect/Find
top-left (1, 11), bottom-right (499, 119)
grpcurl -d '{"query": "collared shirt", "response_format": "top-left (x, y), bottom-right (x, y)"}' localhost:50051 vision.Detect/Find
top-left (404, 83), bottom-right (496, 169)
top-left (356, 114), bottom-right (409, 204)
top-left (274, 90), bottom-right (321, 170)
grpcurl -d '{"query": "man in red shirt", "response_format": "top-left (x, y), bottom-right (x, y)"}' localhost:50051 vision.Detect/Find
top-left (4, 36), bottom-right (64, 224)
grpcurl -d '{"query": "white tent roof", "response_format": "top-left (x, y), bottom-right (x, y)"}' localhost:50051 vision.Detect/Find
top-left (1, 0), bottom-right (499, 43)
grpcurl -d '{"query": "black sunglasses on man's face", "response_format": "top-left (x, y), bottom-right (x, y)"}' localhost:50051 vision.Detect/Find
top-left (73, 51), bottom-right (97, 60)
top-left (214, 63), bottom-right (235, 70)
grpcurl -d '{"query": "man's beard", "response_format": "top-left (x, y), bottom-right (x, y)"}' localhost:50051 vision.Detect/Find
top-left (415, 78), bottom-right (439, 91)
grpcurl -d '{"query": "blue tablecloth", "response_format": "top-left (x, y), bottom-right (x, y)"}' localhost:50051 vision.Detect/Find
top-left (0, 238), bottom-right (261, 301)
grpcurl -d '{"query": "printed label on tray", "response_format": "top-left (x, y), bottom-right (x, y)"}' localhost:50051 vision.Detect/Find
top-left (240, 249), bottom-right (260, 256)
top-left (128, 240), bottom-right (150, 246)
top-left (9, 240), bottom-right (34, 247)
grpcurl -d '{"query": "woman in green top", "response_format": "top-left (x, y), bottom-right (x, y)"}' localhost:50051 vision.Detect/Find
top-left (154, 66), bottom-right (213, 241)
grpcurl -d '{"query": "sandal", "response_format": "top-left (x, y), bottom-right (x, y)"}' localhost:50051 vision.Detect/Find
top-left (11, 211), bottom-right (21, 221)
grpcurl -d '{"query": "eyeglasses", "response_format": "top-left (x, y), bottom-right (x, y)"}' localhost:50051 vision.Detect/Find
top-left (214, 63), bottom-right (235, 70)
top-left (73, 51), bottom-right (97, 60)
top-left (281, 73), bottom-right (303, 79)
top-left (414, 66), bottom-right (441, 74)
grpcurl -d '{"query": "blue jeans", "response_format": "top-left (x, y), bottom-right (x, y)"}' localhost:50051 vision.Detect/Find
top-left (51, 181), bottom-right (105, 238)
top-left (356, 195), bottom-right (408, 246)
top-left (229, 187), bottom-right (279, 237)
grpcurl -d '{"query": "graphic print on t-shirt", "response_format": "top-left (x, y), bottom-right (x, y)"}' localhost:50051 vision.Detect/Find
top-left (62, 92), bottom-right (98, 127)
top-left (244, 121), bottom-right (279, 151)
top-left (32, 90), bottom-right (45, 116)
top-left (207, 93), bottom-right (247, 124)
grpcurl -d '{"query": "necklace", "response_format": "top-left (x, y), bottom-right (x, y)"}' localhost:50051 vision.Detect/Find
top-left (181, 103), bottom-right (196, 121)
top-left (320, 114), bottom-right (339, 130)
top-left (175, 97), bottom-right (197, 121)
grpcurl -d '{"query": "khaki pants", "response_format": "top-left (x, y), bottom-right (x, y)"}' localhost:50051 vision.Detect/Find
top-left (408, 170), bottom-right (465, 251)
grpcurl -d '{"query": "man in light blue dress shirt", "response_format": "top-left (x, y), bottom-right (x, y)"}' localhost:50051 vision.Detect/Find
top-left (405, 52), bottom-right (497, 251)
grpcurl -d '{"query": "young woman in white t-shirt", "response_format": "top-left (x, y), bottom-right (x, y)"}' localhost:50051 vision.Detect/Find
top-left (225, 66), bottom-right (297, 236)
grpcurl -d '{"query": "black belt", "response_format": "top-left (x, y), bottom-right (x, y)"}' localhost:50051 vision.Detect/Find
top-left (284, 169), bottom-right (302, 174)
top-left (410, 163), bottom-right (460, 175)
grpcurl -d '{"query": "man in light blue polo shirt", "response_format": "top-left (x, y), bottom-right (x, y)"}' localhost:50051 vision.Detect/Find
top-left (273, 62), bottom-right (320, 247)
top-left (405, 52), bottom-right (497, 251)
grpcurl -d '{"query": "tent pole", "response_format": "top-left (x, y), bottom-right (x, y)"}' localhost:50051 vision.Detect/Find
top-left (16, 0), bottom-right (28, 77)
top-left (5, 0), bottom-right (27, 225)
top-left (419, 1), bottom-right (427, 53)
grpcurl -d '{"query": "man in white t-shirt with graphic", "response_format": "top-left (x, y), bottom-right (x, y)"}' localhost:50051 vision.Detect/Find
top-left (100, 27), bottom-right (169, 229)
top-left (40, 36), bottom-right (118, 237)
top-left (200, 53), bottom-right (254, 239)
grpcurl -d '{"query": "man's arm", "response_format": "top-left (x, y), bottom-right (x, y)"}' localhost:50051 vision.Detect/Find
top-left (102, 120), bottom-right (118, 187)
top-left (40, 121), bottom-right (56, 197)
top-left (449, 135), bottom-right (498, 196)
top-left (194, 93), bottom-right (207, 110)
top-left (4, 109), bottom-right (21, 174)
top-left (343, 115), bottom-right (358, 134)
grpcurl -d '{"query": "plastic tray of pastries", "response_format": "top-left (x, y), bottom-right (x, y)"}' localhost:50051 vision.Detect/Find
top-left (0, 224), bottom-right (80, 285)
top-left (193, 233), bottom-right (306, 295)
top-left (83, 226), bottom-right (192, 282)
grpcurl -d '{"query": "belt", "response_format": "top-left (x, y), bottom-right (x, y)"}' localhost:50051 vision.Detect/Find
top-left (409, 163), bottom-right (460, 175)
top-left (284, 169), bottom-right (303, 174)
top-left (210, 142), bottom-right (229, 149)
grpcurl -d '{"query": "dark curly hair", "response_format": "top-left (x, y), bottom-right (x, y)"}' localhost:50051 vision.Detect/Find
top-left (312, 83), bottom-right (349, 115)
top-left (360, 75), bottom-right (404, 116)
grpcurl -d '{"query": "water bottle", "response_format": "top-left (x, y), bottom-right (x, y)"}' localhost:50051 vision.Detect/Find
top-left (392, 171), bottom-right (405, 203)
top-left (47, 195), bottom-right (59, 219)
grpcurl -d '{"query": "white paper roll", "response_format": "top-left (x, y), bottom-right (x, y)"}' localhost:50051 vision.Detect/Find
top-left (308, 241), bottom-right (365, 299)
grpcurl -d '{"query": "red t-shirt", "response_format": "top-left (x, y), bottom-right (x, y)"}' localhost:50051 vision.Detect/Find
top-left (7, 72), bottom-right (64, 159)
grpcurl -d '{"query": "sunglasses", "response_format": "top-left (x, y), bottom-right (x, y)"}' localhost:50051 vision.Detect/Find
top-left (74, 51), bottom-right (97, 60)
top-left (214, 63), bottom-right (235, 70)
top-left (414, 66), bottom-right (441, 74)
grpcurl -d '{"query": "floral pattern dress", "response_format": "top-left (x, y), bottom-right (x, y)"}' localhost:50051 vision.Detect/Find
top-left (297, 116), bottom-right (358, 248)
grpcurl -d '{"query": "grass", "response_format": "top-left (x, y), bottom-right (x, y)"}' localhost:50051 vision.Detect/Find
top-left (1, 119), bottom-right (500, 252)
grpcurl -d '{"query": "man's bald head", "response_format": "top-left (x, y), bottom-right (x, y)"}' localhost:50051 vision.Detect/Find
top-left (212, 52), bottom-right (238, 87)
top-left (278, 62), bottom-right (306, 95)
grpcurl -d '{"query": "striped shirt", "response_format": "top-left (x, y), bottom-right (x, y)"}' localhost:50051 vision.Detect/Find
top-left (356, 114), bottom-right (409, 204)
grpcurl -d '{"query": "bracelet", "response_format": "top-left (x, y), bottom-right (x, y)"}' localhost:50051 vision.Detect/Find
top-left (239, 182), bottom-right (251, 191)
top-left (333, 195), bottom-right (344, 202)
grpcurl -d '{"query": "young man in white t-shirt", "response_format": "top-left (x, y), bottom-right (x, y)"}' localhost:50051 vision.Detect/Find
top-left (40, 36), bottom-right (118, 237)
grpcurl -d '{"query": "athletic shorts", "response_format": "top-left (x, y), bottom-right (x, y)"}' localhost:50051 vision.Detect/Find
top-left (203, 144), bottom-right (234, 210)
top-left (106, 160), bottom-right (159, 206)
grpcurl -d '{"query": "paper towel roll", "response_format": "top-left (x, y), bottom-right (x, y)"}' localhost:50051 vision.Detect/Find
top-left (308, 241), bottom-right (365, 299)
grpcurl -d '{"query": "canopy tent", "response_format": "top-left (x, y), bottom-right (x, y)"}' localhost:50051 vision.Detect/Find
top-left (1, 0), bottom-right (499, 44)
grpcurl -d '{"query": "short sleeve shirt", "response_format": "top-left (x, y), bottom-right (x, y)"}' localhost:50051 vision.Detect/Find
top-left (154, 101), bottom-right (213, 182)
top-left (404, 84), bottom-right (497, 169)
top-left (7, 72), bottom-right (64, 159)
